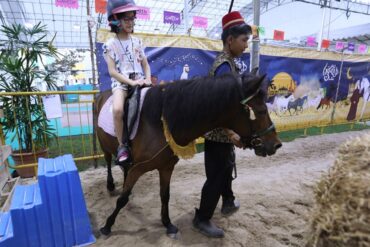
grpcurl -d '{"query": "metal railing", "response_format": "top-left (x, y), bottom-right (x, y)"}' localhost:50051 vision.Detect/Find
top-left (0, 90), bottom-right (103, 175)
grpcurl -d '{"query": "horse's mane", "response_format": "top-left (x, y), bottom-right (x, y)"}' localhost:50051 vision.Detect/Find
top-left (143, 73), bottom-right (242, 138)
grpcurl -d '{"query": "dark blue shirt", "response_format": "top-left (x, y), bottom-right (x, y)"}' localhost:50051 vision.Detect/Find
top-left (214, 62), bottom-right (232, 76)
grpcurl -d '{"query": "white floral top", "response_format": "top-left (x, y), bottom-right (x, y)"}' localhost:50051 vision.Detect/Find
top-left (103, 36), bottom-right (146, 87)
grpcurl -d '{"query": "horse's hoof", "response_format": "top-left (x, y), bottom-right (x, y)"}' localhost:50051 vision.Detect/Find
top-left (167, 227), bottom-right (181, 240)
top-left (167, 232), bottom-right (181, 240)
top-left (100, 227), bottom-right (111, 236)
top-left (107, 182), bottom-right (115, 192)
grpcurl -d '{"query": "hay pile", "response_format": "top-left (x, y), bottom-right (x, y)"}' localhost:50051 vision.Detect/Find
top-left (308, 133), bottom-right (370, 247)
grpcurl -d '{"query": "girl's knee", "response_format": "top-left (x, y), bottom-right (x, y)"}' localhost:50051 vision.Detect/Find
top-left (113, 106), bottom-right (124, 118)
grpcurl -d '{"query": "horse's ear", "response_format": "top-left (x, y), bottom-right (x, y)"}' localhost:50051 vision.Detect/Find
top-left (258, 74), bottom-right (268, 90)
top-left (243, 73), bottom-right (266, 97)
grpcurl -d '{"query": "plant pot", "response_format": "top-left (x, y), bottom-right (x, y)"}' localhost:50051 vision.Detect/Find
top-left (11, 149), bottom-right (48, 178)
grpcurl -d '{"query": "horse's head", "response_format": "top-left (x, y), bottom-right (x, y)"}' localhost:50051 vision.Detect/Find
top-left (232, 72), bottom-right (282, 156)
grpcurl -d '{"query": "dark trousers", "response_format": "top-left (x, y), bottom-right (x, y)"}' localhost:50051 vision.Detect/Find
top-left (198, 140), bottom-right (235, 220)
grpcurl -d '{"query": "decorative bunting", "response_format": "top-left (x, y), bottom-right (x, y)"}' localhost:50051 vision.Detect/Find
top-left (163, 11), bottom-right (181, 25)
top-left (257, 26), bottom-right (265, 36)
top-left (137, 7), bottom-right (150, 20)
top-left (335, 41), bottom-right (344, 51)
top-left (193, 16), bottom-right (208, 28)
top-left (273, 30), bottom-right (284, 41)
top-left (307, 36), bottom-right (316, 47)
top-left (95, 0), bottom-right (106, 14)
top-left (358, 44), bottom-right (367, 54)
top-left (321, 39), bottom-right (330, 49)
top-left (55, 0), bottom-right (79, 9)
top-left (348, 42), bottom-right (355, 52)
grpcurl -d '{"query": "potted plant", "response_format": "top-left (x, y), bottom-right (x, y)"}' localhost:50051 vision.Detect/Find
top-left (0, 22), bottom-right (58, 177)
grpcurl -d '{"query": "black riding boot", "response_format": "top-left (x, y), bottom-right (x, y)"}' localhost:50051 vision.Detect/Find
top-left (192, 209), bottom-right (224, 238)
top-left (116, 126), bottom-right (131, 169)
top-left (221, 198), bottom-right (240, 216)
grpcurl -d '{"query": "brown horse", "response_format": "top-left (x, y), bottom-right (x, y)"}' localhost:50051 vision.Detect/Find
top-left (96, 71), bottom-right (282, 237)
top-left (316, 97), bottom-right (331, 110)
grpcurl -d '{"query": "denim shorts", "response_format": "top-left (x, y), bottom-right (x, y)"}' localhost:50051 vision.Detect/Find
top-left (111, 80), bottom-right (129, 92)
top-left (111, 73), bottom-right (144, 92)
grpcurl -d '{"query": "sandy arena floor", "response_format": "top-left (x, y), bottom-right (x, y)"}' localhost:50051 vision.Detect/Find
top-left (81, 130), bottom-right (369, 247)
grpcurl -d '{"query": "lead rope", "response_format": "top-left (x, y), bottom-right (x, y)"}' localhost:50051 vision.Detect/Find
top-left (232, 146), bottom-right (237, 180)
top-left (133, 144), bottom-right (169, 166)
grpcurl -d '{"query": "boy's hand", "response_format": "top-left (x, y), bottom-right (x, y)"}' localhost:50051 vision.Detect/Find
top-left (229, 132), bottom-right (243, 148)
top-left (225, 129), bottom-right (243, 148)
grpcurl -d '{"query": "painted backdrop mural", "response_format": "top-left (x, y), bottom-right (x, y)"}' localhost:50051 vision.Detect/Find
top-left (96, 29), bottom-right (370, 131)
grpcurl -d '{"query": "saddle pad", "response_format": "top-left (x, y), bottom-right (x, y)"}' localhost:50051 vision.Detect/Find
top-left (97, 87), bottom-right (150, 140)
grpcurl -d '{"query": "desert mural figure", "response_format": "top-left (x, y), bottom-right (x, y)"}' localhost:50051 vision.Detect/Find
top-left (180, 64), bottom-right (190, 80)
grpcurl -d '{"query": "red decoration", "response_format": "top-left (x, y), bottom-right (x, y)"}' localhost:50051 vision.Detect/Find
top-left (95, 0), bottom-right (107, 14)
top-left (321, 39), bottom-right (330, 49)
top-left (273, 30), bottom-right (284, 41)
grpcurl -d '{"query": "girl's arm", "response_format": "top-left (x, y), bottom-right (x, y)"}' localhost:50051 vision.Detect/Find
top-left (141, 56), bottom-right (152, 85)
top-left (106, 55), bottom-right (139, 87)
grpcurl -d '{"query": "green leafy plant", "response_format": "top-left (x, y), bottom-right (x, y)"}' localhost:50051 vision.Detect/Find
top-left (47, 49), bottom-right (85, 76)
top-left (0, 22), bottom-right (58, 152)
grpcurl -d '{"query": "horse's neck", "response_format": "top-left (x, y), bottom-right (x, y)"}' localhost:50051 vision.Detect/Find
top-left (174, 104), bottom-right (237, 145)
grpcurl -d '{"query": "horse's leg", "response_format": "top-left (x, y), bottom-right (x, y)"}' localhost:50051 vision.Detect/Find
top-left (158, 162), bottom-right (179, 237)
top-left (123, 166), bottom-right (129, 183)
top-left (105, 152), bottom-right (115, 192)
top-left (100, 164), bottom-right (147, 236)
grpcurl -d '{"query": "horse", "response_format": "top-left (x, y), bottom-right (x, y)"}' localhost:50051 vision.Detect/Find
top-left (287, 96), bottom-right (307, 115)
top-left (267, 94), bottom-right (293, 116)
top-left (316, 97), bottom-right (331, 110)
top-left (95, 71), bottom-right (282, 237)
top-left (307, 94), bottom-right (322, 109)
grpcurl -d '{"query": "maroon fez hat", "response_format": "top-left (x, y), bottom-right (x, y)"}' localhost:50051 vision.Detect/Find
top-left (222, 11), bottom-right (246, 30)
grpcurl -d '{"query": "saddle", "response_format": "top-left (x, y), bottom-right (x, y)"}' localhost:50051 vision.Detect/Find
top-left (97, 86), bottom-right (149, 142)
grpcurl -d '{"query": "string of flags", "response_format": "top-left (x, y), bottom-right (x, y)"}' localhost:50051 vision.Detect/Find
top-left (273, 29), bottom-right (369, 55)
top-left (93, 0), bottom-right (208, 28)
top-left (55, 0), bottom-right (368, 54)
top-left (306, 35), bottom-right (368, 54)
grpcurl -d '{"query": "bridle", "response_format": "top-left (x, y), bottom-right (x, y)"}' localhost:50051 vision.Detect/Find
top-left (237, 76), bottom-right (276, 149)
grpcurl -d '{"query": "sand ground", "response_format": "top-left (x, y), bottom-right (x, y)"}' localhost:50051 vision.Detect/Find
top-left (81, 130), bottom-right (369, 247)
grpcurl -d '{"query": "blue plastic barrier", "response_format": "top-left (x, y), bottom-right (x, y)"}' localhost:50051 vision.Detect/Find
top-left (0, 154), bottom-right (95, 247)
top-left (0, 212), bottom-right (14, 247)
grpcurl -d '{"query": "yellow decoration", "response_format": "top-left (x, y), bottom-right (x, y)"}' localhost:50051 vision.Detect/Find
top-left (161, 117), bottom-right (196, 159)
top-left (251, 25), bottom-right (259, 38)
